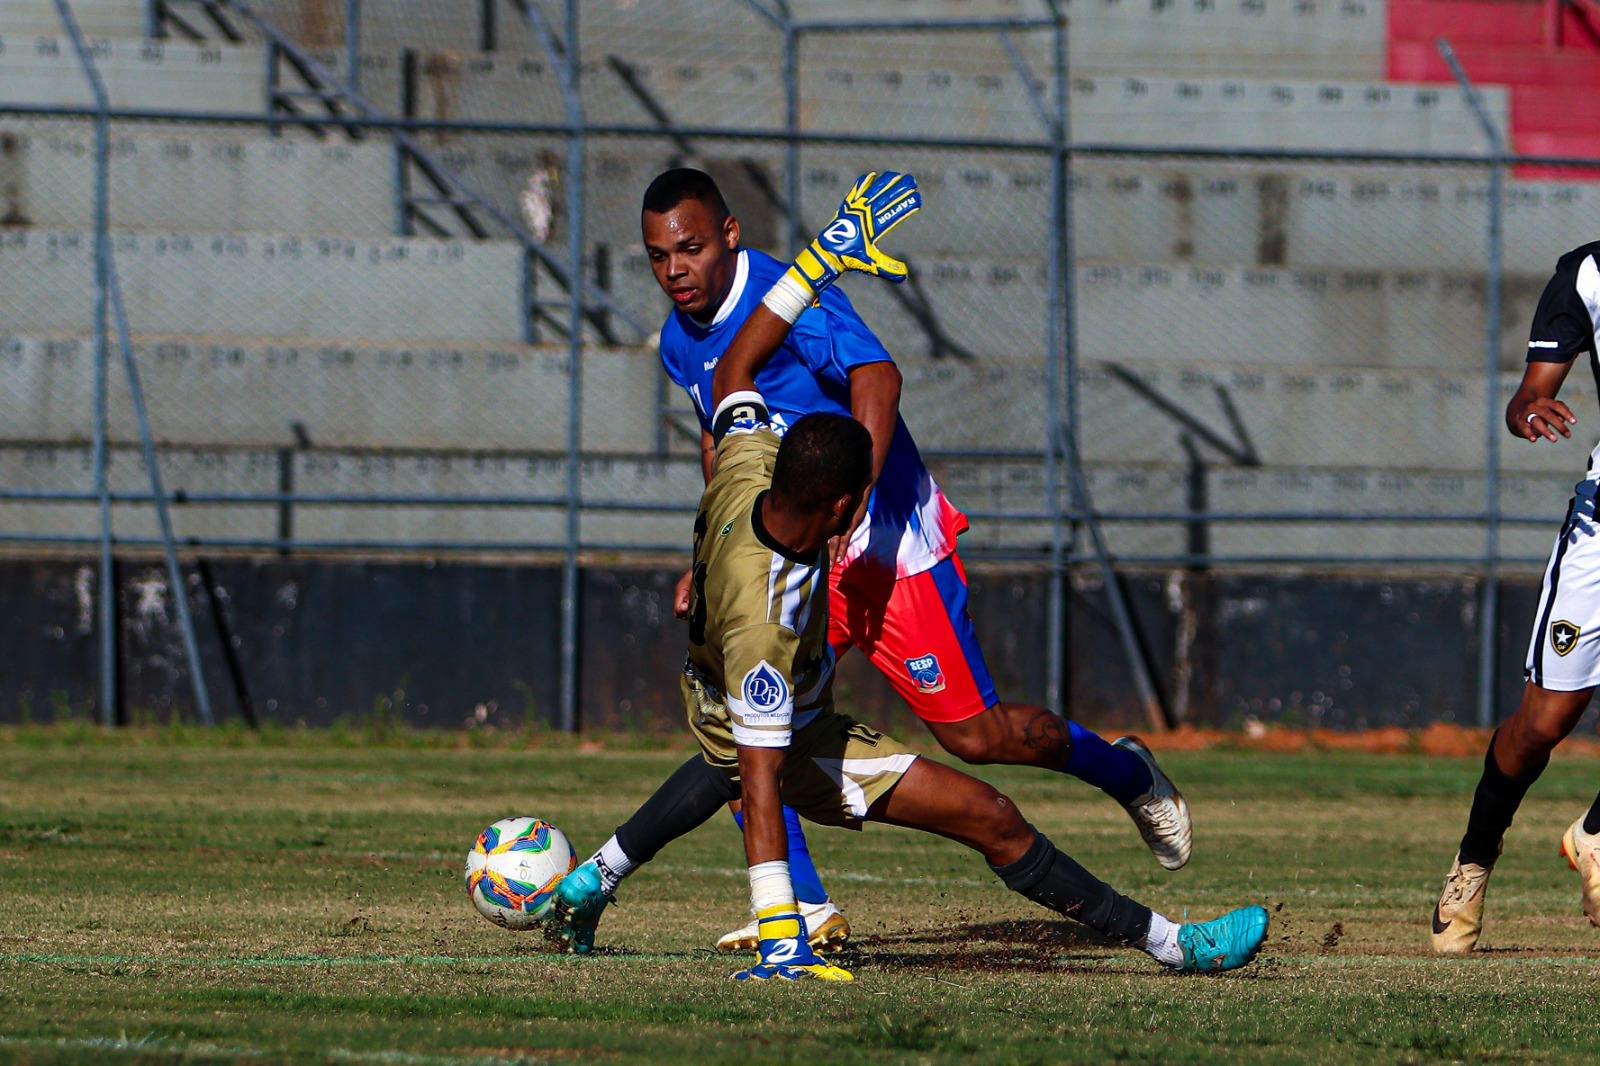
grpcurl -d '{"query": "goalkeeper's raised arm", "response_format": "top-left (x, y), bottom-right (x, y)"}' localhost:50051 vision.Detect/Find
top-left (709, 170), bottom-right (921, 409)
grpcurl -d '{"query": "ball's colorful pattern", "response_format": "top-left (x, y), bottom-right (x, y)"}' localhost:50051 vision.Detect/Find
top-left (465, 817), bottom-right (577, 928)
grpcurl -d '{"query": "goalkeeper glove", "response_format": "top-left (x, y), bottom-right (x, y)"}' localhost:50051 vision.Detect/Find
top-left (761, 170), bottom-right (922, 325)
top-left (728, 903), bottom-right (854, 982)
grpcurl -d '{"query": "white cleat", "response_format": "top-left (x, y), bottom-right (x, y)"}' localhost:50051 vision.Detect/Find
top-left (715, 899), bottom-right (851, 954)
top-left (1431, 852), bottom-right (1494, 955)
top-left (1561, 817), bottom-right (1600, 928)
top-left (1112, 735), bottom-right (1192, 871)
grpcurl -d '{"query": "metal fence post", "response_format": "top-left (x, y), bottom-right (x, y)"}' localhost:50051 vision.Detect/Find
top-left (49, 0), bottom-right (117, 726)
top-left (1045, 7), bottom-right (1067, 714)
top-left (344, 0), bottom-right (361, 93)
top-left (1439, 38), bottom-right (1505, 728)
top-left (782, 8), bottom-right (799, 256)
top-left (561, 0), bottom-right (585, 734)
top-left (76, 8), bottom-right (118, 727)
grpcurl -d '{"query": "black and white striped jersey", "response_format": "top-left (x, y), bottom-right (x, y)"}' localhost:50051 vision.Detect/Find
top-left (1527, 240), bottom-right (1600, 368)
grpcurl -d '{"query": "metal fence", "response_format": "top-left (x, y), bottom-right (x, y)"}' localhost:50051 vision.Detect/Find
top-left (3, 0), bottom-right (1600, 730)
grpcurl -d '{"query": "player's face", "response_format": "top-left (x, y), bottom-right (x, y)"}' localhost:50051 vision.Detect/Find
top-left (642, 200), bottom-right (740, 320)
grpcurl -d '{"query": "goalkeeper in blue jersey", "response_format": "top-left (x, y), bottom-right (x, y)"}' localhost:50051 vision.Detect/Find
top-left (640, 168), bottom-right (1192, 953)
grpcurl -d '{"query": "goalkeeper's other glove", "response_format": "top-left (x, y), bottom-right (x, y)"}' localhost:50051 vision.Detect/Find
top-left (728, 904), bottom-right (854, 982)
top-left (762, 171), bottom-right (921, 325)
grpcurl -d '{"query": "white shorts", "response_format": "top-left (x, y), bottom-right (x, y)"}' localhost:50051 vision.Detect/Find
top-left (1526, 478), bottom-right (1600, 691)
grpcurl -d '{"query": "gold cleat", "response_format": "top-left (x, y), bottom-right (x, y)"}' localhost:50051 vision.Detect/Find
top-left (1560, 818), bottom-right (1600, 927)
top-left (1431, 852), bottom-right (1495, 955)
top-left (716, 899), bottom-right (851, 954)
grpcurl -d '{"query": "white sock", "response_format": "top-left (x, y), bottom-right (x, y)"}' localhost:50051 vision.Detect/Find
top-left (587, 836), bottom-right (636, 896)
top-left (1143, 911), bottom-right (1183, 967)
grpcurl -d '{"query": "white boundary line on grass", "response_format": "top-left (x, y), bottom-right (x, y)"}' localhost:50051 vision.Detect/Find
top-left (0, 1034), bottom-right (533, 1066)
top-left (5, 950), bottom-right (1600, 968)
top-left (0, 951), bottom-right (694, 966)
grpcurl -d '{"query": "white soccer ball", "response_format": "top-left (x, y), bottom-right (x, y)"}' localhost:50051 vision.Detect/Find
top-left (464, 816), bottom-right (577, 929)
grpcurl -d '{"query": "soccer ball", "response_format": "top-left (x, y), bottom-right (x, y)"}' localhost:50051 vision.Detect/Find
top-left (464, 816), bottom-right (577, 929)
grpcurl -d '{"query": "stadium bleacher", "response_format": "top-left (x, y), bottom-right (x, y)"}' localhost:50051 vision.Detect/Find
top-left (0, 0), bottom-right (1594, 557)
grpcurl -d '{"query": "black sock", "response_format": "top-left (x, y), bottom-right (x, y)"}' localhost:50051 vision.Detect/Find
top-left (1458, 733), bottom-right (1548, 867)
top-left (1583, 791), bottom-right (1600, 836)
top-left (613, 755), bottom-right (738, 865)
top-left (990, 829), bottom-right (1152, 946)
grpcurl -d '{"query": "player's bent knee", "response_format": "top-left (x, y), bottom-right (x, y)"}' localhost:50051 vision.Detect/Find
top-left (1519, 710), bottom-right (1580, 753)
top-left (1511, 690), bottom-right (1592, 753)
top-left (963, 782), bottom-right (1029, 845)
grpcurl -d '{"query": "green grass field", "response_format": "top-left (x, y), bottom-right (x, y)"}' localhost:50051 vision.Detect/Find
top-left (6, 727), bottom-right (1600, 1065)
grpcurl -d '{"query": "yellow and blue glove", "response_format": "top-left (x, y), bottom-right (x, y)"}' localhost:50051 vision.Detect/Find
top-left (762, 171), bottom-right (922, 325)
top-left (728, 904), bottom-right (854, 982)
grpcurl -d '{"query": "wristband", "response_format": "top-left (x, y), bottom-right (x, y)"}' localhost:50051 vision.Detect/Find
top-left (761, 270), bottom-right (817, 326)
top-left (711, 391), bottom-right (769, 442)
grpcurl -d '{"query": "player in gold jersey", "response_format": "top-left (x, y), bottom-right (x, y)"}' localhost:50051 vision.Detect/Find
top-left (552, 392), bottom-right (1268, 980)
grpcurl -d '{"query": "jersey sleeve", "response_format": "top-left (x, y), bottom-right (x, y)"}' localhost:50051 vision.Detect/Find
top-left (722, 623), bottom-right (799, 748)
top-left (712, 423), bottom-right (780, 483)
top-left (1528, 262), bottom-right (1598, 363)
top-left (787, 288), bottom-right (895, 386)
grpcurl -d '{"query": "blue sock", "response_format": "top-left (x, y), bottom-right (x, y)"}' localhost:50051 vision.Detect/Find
top-left (1063, 721), bottom-right (1153, 805)
top-left (731, 806), bottom-right (829, 904)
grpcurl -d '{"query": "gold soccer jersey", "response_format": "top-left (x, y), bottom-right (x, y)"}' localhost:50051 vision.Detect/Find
top-left (682, 398), bottom-right (918, 827)
top-left (683, 409), bottom-right (833, 756)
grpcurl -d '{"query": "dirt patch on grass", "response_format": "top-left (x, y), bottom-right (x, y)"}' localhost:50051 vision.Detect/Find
top-left (1135, 722), bottom-right (1600, 758)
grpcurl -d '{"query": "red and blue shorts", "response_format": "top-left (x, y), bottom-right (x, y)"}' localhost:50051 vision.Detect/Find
top-left (827, 552), bottom-right (999, 724)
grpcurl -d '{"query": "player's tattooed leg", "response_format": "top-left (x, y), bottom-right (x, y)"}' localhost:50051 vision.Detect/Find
top-left (1022, 708), bottom-right (1071, 759)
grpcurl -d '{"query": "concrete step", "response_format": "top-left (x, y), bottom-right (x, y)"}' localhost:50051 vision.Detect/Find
top-left (0, 333), bottom-right (662, 453)
top-left (163, 0), bottom-right (1389, 80)
top-left (0, 438), bottom-right (1578, 561)
top-left (1063, 75), bottom-right (1502, 153)
top-left (572, 145), bottom-right (1585, 275)
top-left (7, 330), bottom-right (1595, 482)
top-left (0, 0), bottom-right (149, 38)
top-left (6, 119), bottom-right (1583, 275)
top-left (381, 45), bottom-right (1499, 153)
top-left (0, 32), bottom-right (264, 111)
top-left (0, 119), bottom-right (395, 235)
top-left (0, 227), bottom-right (525, 342)
top-left (610, 252), bottom-right (1543, 373)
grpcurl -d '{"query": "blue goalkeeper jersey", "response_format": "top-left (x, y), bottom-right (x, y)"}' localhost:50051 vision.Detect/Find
top-left (659, 248), bottom-right (964, 580)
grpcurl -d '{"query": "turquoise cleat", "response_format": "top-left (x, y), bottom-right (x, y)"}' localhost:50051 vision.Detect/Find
top-left (548, 861), bottom-right (611, 955)
top-left (1176, 905), bottom-right (1270, 973)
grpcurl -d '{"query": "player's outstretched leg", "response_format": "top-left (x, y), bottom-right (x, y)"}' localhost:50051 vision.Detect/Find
top-left (926, 708), bottom-right (1191, 870)
top-left (550, 754), bottom-right (737, 954)
top-left (1431, 682), bottom-right (1590, 955)
top-left (716, 805), bottom-right (850, 953)
top-left (852, 555), bottom-right (1191, 868)
top-left (869, 754), bottom-right (1265, 973)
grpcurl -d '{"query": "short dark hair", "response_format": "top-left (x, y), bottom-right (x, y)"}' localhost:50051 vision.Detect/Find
top-left (772, 414), bottom-right (873, 514)
top-left (641, 167), bottom-right (730, 220)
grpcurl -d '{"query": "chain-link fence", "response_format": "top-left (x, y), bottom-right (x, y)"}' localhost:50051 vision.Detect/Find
top-left (2, 0), bottom-right (1598, 728)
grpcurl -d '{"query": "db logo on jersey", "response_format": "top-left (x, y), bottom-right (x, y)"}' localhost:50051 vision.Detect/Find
top-left (743, 660), bottom-right (790, 712)
top-left (905, 654), bottom-right (946, 695)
